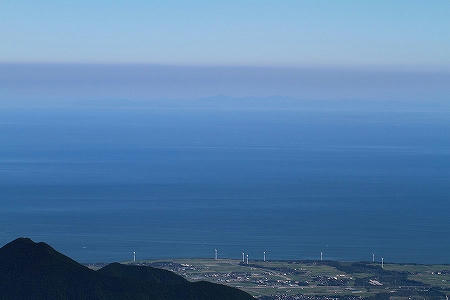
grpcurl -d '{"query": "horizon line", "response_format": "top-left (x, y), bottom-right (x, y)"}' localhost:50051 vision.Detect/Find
top-left (1, 61), bottom-right (450, 73)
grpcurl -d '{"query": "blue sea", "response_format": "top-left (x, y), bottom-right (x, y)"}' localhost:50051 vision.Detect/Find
top-left (1, 101), bottom-right (449, 264)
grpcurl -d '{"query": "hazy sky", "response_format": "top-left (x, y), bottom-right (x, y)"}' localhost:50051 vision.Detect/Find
top-left (1, 0), bottom-right (449, 68)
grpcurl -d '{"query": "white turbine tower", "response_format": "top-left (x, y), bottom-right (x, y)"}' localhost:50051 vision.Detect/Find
top-left (263, 251), bottom-right (266, 262)
top-left (320, 251), bottom-right (323, 261)
top-left (242, 252), bottom-right (245, 263)
top-left (133, 251), bottom-right (136, 263)
top-left (246, 254), bottom-right (249, 265)
top-left (215, 249), bottom-right (218, 260)
top-left (381, 257), bottom-right (384, 269)
top-left (372, 253), bottom-right (375, 263)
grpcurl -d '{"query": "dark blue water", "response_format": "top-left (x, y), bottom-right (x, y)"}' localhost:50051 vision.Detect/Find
top-left (1, 104), bottom-right (449, 263)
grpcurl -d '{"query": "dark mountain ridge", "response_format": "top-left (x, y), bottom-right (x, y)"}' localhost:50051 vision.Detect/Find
top-left (0, 238), bottom-right (253, 300)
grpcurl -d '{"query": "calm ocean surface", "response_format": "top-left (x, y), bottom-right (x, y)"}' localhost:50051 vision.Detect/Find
top-left (1, 103), bottom-right (449, 263)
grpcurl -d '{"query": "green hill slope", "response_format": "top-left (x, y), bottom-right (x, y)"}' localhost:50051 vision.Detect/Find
top-left (0, 238), bottom-right (253, 300)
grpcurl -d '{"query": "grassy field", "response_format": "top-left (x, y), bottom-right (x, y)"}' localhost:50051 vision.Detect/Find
top-left (123, 258), bottom-right (449, 299)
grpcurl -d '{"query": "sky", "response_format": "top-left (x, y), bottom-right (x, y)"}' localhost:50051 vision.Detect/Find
top-left (1, 0), bottom-right (450, 68)
top-left (1, 1), bottom-right (449, 104)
